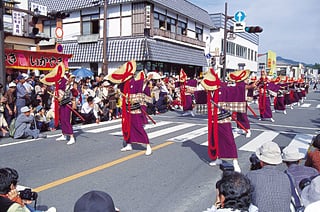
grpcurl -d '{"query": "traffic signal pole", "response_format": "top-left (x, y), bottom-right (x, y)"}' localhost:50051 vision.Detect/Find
top-left (222, 2), bottom-right (233, 82)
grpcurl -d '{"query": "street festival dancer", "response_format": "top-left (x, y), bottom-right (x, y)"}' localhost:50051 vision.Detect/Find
top-left (257, 70), bottom-right (278, 122)
top-left (227, 70), bottom-right (252, 138)
top-left (108, 60), bottom-right (152, 156)
top-left (40, 63), bottom-right (76, 145)
top-left (180, 69), bottom-right (197, 117)
top-left (201, 68), bottom-right (246, 172)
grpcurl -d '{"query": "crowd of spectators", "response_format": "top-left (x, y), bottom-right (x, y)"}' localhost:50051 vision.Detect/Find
top-left (0, 71), bottom-right (196, 139)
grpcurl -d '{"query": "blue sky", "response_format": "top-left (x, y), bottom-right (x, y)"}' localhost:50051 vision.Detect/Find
top-left (190, 0), bottom-right (320, 65)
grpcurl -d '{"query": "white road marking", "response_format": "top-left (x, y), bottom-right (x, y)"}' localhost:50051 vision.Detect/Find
top-left (167, 127), bottom-right (208, 143)
top-left (316, 104), bottom-right (320, 108)
top-left (300, 103), bottom-right (311, 108)
top-left (239, 131), bottom-right (279, 152)
top-left (286, 134), bottom-right (314, 156)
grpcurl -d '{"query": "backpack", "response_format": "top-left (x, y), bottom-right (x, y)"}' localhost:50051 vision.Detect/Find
top-left (9, 118), bottom-right (16, 137)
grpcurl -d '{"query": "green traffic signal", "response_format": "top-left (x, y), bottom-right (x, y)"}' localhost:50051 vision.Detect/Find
top-left (245, 26), bottom-right (263, 33)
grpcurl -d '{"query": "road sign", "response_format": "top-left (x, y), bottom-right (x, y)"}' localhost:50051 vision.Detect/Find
top-left (234, 11), bottom-right (246, 22)
top-left (233, 22), bottom-right (246, 33)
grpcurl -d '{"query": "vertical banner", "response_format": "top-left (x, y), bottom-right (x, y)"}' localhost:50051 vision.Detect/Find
top-left (12, 11), bottom-right (23, 36)
top-left (267, 50), bottom-right (277, 76)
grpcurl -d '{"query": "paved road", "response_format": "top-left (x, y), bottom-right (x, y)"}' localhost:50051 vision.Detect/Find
top-left (0, 91), bottom-right (319, 212)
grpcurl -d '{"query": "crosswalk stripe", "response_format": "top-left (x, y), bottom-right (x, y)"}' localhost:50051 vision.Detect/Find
top-left (111, 123), bottom-right (197, 138)
top-left (286, 134), bottom-right (314, 156)
top-left (87, 124), bottom-right (121, 133)
top-left (200, 131), bottom-right (240, 146)
top-left (300, 103), bottom-right (311, 108)
top-left (167, 127), bottom-right (208, 142)
top-left (316, 104), bottom-right (320, 108)
top-left (239, 131), bottom-right (279, 152)
top-left (148, 123), bottom-right (196, 139)
top-left (109, 121), bottom-right (173, 136)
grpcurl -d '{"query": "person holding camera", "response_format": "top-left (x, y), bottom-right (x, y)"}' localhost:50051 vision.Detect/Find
top-left (0, 167), bottom-right (56, 212)
top-left (203, 171), bottom-right (258, 212)
top-left (246, 142), bottom-right (291, 212)
top-left (305, 134), bottom-right (320, 172)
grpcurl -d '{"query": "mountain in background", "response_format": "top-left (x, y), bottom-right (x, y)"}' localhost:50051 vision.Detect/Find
top-left (277, 56), bottom-right (312, 67)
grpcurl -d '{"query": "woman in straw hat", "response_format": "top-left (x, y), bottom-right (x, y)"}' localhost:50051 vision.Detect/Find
top-left (201, 68), bottom-right (245, 172)
top-left (108, 61), bottom-right (152, 156)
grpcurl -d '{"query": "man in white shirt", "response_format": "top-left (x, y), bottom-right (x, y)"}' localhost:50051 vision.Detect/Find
top-left (81, 96), bottom-right (100, 124)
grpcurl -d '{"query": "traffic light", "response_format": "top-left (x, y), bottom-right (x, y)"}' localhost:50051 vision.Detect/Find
top-left (210, 57), bottom-right (216, 67)
top-left (30, 15), bottom-right (39, 35)
top-left (48, 11), bottom-right (70, 19)
top-left (220, 55), bottom-right (225, 65)
top-left (245, 26), bottom-right (263, 33)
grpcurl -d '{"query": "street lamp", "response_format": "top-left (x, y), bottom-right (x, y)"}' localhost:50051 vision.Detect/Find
top-left (0, 0), bottom-right (6, 87)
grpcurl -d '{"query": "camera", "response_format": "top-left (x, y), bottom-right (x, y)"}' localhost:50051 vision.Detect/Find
top-left (220, 162), bottom-right (234, 172)
top-left (249, 153), bottom-right (262, 170)
top-left (19, 188), bottom-right (38, 201)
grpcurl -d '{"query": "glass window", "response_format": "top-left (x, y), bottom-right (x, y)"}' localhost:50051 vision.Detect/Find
top-left (196, 27), bottom-right (203, 41)
top-left (81, 13), bottom-right (100, 35)
top-left (177, 21), bottom-right (186, 35)
top-left (167, 17), bottom-right (176, 33)
top-left (43, 20), bottom-right (56, 37)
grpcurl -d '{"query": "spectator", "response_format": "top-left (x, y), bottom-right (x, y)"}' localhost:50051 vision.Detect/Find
top-left (246, 142), bottom-right (291, 212)
top-left (74, 190), bottom-right (119, 212)
top-left (16, 75), bottom-right (28, 117)
top-left (203, 171), bottom-right (258, 212)
top-left (282, 146), bottom-right (319, 194)
top-left (0, 167), bottom-right (56, 212)
top-left (80, 96), bottom-right (100, 124)
top-left (13, 106), bottom-right (47, 139)
top-left (301, 175), bottom-right (320, 211)
top-left (34, 105), bottom-right (54, 132)
top-left (4, 82), bottom-right (17, 126)
top-left (305, 134), bottom-right (320, 172)
top-left (0, 95), bottom-right (9, 137)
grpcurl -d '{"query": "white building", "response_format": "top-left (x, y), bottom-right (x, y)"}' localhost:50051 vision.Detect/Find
top-left (209, 13), bottom-right (260, 77)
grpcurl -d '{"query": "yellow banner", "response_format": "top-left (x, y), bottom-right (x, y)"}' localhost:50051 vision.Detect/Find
top-left (267, 50), bottom-right (277, 75)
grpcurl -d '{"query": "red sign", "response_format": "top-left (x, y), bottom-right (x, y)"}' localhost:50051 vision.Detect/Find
top-left (5, 49), bottom-right (72, 71)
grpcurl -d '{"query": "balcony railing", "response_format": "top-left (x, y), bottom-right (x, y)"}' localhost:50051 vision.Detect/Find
top-left (152, 28), bottom-right (205, 47)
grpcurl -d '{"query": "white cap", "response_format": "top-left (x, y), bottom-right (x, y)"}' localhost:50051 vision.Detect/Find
top-left (9, 82), bottom-right (16, 87)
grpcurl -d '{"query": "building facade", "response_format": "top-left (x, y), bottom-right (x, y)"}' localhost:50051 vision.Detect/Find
top-left (31, 0), bottom-right (214, 77)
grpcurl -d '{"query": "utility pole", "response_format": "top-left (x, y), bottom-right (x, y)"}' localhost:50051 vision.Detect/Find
top-left (102, 0), bottom-right (108, 75)
top-left (0, 0), bottom-right (6, 87)
top-left (222, 2), bottom-right (233, 82)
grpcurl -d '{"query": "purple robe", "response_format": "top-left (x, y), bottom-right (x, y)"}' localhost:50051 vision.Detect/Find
top-left (124, 78), bottom-right (149, 144)
top-left (59, 78), bottom-right (73, 135)
top-left (183, 79), bottom-right (197, 111)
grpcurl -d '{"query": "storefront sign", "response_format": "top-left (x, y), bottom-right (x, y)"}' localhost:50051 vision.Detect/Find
top-left (5, 49), bottom-right (72, 71)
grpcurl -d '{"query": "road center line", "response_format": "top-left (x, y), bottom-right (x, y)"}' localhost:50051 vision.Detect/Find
top-left (33, 141), bottom-right (174, 193)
